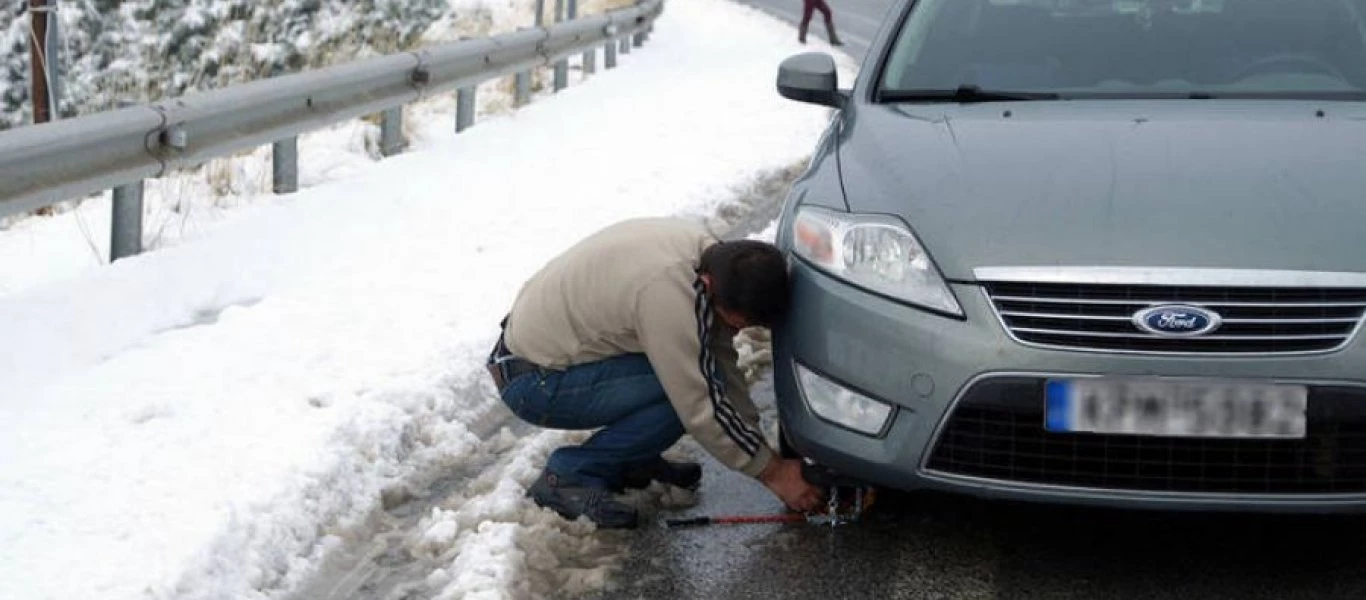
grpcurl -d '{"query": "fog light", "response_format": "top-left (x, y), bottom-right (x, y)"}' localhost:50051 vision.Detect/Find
top-left (795, 363), bottom-right (893, 436)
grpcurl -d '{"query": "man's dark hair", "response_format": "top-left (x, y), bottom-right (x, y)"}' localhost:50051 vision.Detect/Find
top-left (698, 240), bottom-right (790, 328)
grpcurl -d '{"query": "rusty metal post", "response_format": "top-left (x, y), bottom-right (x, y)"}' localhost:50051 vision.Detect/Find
top-left (27, 0), bottom-right (53, 124)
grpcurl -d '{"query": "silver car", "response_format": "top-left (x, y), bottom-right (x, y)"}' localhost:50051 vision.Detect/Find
top-left (772, 0), bottom-right (1366, 512)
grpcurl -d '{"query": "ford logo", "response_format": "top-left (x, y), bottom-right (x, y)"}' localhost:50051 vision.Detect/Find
top-left (1132, 305), bottom-right (1222, 337)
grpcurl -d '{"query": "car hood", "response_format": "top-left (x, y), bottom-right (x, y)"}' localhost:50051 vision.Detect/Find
top-left (837, 101), bottom-right (1366, 281)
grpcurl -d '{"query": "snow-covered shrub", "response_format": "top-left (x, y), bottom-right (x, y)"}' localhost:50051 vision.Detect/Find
top-left (0, 0), bottom-right (457, 130)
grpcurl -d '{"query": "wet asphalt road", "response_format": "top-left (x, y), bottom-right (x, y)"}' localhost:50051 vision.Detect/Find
top-left (598, 375), bottom-right (1366, 600)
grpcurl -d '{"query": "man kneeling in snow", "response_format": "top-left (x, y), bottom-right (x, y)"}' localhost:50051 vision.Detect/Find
top-left (486, 217), bottom-right (825, 528)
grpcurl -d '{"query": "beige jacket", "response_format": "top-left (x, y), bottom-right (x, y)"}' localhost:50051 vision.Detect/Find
top-left (503, 217), bottom-right (775, 479)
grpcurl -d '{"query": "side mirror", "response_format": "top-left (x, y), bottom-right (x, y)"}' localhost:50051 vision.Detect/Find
top-left (777, 52), bottom-right (843, 108)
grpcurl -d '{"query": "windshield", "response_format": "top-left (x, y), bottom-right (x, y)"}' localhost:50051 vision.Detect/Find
top-left (878, 0), bottom-right (1366, 99)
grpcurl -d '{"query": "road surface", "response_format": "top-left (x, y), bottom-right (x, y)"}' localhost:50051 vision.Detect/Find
top-left (737, 0), bottom-right (897, 60)
top-left (599, 374), bottom-right (1366, 600)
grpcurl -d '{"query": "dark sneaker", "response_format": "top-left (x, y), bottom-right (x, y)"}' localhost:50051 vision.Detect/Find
top-left (621, 458), bottom-right (702, 491)
top-left (527, 471), bottom-right (638, 529)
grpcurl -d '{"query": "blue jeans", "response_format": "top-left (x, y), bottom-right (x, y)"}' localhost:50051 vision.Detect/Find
top-left (499, 353), bottom-right (684, 490)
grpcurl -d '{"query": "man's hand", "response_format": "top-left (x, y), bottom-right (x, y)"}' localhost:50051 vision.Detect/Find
top-left (758, 457), bottom-right (825, 512)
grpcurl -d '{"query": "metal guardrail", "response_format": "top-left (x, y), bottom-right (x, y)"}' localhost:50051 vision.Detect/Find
top-left (0, 0), bottom-right (663, 258)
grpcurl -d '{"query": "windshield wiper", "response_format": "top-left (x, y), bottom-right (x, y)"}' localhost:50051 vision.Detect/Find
top-left (877, 84), bottom-right (1061, 103)
top-left (1176, 90), bottom-right (1366, 100)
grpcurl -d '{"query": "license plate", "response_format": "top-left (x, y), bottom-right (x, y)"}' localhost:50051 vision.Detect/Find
top-left (1045, 378), bottom-right (1308, 439)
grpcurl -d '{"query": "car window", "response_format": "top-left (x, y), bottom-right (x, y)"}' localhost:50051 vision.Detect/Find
top-left (879, 0), bottom-right (1366, 97)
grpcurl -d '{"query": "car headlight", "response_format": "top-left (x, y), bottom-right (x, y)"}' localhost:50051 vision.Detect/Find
top-left (791, 206), bottom-right (962, 316)
top-left (795, 363), bottom-right (894, 436)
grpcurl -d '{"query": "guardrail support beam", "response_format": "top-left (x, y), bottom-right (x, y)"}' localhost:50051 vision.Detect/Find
top-left (110, 181), bottom-right (144, 261)
top-left (272, 137), bottom-right (299, 194)
top-left (553, 59), bottom-right (569, 92)
top-left (514, 71), bottom-right (531, 106)
top-left (570, 0), bottom-right (595, 76)
top-left (456, 86), bottom-right (476, 132)
top-left (605, 40), bottom-right (618, 69)
top-left (380, 107), bottom-right (404, 157)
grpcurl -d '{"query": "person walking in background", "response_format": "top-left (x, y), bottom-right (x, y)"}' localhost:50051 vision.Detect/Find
top-left (799, 0), bottom-right (843, 46)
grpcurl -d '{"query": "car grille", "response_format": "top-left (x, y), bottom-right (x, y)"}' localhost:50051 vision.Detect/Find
top-left (983, 281), bottom-right (1366, 354)
top-left (924, 378), bottom-right (1366, 494)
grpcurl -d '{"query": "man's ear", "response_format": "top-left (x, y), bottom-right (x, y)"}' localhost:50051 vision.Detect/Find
top-left (715, 306), bottom-right (751, 330)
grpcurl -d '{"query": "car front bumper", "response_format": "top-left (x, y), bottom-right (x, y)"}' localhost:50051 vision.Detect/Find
top-left (773, 260), bottom-right (1366, 513)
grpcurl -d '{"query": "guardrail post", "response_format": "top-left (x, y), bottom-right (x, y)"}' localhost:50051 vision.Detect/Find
top-left (553, 0), bottom-right (569, 91)
top-left (554, 61), bottom-right (568, 91)
top-left (570, 0), bottom-right (593, 76)
top-left (272, 137), bottom-right (298, 194)
top-left (380, 107), bottom-right (404, 157)
top-left (110, 181), bottom-right (144, 261)
top-left (522, 1), bottom-right (543, 107)
top-left (605, 38), bottom-right (618, 69)
top-left (514, 71), bottom-right (531, 106)
top-left (456, 86), bottom-right (476, 132)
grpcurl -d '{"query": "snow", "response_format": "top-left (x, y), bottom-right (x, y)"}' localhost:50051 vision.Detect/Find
top-left (749, 219), bottom-right (779, 243)
top-left (0, 0), bottom-right (856, 598)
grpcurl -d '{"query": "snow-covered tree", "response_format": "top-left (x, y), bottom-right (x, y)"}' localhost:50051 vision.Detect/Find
top-left (0, 0), bottom-right (449, 130)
